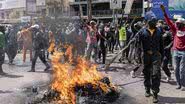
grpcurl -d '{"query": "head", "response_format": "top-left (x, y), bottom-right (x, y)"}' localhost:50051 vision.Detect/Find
top-left (31, 24), bottom-right (40, 31)
top-left (176, 18), bottom-right (185, 30)
top-left (134, 21), bottom-right (143, 31)
top-left (157, 20), bottom-right (164, 27)
top-left (148, 18), bottom-right (157, 29)
top-left (90, 21), bottom-right (96, 28)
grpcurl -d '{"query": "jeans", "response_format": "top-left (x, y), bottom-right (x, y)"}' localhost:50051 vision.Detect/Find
top-left (120, 40), bottom-right (126, 59)
top-left (85, 43), bottom-right (98, 62)
top-left (172, 50), bottom-right (185, 87)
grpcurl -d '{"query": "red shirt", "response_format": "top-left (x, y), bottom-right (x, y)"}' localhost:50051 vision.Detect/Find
top-left (164, 13), bottom-right (185, 51)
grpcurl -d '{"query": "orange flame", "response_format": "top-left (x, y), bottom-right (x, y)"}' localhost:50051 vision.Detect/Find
top-left (50, 46), bottom-right (111, 104)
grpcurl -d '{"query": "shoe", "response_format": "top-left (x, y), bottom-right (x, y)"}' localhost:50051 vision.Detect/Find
top-left (153, 94), bottom-right (158, 103)
top-left (130, 71), bottom-right (136, 78)
top-left (140, 72), bottom-right (144, 76)
top-left (181, 87), bottom-right (185, 91)
top-left (176, 85), bottom-right (182, 90)
top-left (166, 76), bottom-right (172, 82)
top-left (119, 58), bottom-right (122, 63)
top-left (145, 91), bottom-right (151, 97)
top-left (44, 66), bottom-right (50, 72)
top-left (28, 70), bottom-right (35, 72)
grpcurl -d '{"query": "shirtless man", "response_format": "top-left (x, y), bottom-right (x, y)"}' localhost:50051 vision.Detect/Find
top-left (18, 27), bottom-right (32, 63)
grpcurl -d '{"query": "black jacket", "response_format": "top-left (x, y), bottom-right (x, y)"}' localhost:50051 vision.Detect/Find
top-left (136, 27), bottom-right (164, 57)
top-left (32, 30), bottom-right (46, 50)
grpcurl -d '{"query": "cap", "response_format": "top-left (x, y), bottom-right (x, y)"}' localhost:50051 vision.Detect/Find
top-left (31, 24), bottom-right (39, 29)
top-left (176, 18), bottom-right (185, 24)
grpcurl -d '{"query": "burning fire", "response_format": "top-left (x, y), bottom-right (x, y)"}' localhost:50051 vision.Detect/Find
top-left (50, 46), bottom-right (113, 104)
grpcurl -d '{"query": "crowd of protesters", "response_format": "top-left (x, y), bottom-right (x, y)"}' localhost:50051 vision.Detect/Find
top-left (0, 5), bottom-right (185, 103)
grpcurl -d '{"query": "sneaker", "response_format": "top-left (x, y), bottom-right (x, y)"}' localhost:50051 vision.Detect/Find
top-left (119, 58), bottom-right (122, 63)
top-left (130, 71), bottom-right (136, 78)
top-left (176, 85), bottom-right (182, 90)
top-left (166, 76), bottom-right (172, 82)
top-left (140, 72), bottom-right (144, 76)
top-left (145, 92), bottom-right (151, 97)
top-left (153, 95), bottom-right (158, 103)
top-left (28, 70), bottom-right (35, 72)
top-left (181, 87), bottom-right (185, 91)
top-left (44, 66), bottom-right (50, 72)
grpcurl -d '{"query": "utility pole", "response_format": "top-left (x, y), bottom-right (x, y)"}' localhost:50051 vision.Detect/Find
top-left (87, 0), bottom-right (92, 22)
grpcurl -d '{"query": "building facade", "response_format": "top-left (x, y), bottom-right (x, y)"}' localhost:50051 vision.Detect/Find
top-left (0, 0), bottom-right (46, 23)
top-left (69, 0), bottom-right (143, 20)
top-left (45, 0), bottom-right (72, 18)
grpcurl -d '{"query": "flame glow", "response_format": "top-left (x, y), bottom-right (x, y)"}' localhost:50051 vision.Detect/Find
top-left (50, 46), bottom-right (111, 104)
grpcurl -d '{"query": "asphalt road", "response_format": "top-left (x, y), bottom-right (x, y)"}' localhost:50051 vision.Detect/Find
top-left (0, 52), bottom-right (185, 104)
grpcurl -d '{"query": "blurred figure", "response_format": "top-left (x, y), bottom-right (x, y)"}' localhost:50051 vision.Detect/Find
top-left (97, 23), bottom-right (107, 64)
top-left (109, 25), bottom-right (116, 53)
top-left (29, 25), bottom-right (50, 72)
top-left (18, 27), bottom-right (32, 63)
top-left (85, 21), bottom-right (98, 63)
top-left (161, 5), bottom-right (185, 90)
top-left (161, 25), bottom-right (173, 82)
top-left (0, 26), bottom-right (5, 74)
top-left (115, 25), bottom-right (120, 50)
top-left (5, 25), bottom-right (18, 64)
top-left (47, 31), bottom-right (55, 58)
top-left (118, 24), bottom-right (127, 62)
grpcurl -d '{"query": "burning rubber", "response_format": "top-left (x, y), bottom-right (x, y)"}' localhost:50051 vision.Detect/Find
top-left (30, 46), bottom-right (120, 104)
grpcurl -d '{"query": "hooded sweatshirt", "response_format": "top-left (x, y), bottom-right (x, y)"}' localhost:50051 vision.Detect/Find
top-left (164, 13), bottom-right (185, 51)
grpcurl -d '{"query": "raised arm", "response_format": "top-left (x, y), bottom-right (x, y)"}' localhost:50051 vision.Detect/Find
top-left (160, 5), bottom-right (176, 33)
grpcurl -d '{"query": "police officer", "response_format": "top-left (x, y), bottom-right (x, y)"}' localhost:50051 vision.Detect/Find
top-left (28, 25), bottom-right (50, 72)
top-left (0, 26), bottom-right (5, 74)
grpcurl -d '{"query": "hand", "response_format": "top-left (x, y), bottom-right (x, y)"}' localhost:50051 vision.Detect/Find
top-left (160, 5), bottom-right (166, 14)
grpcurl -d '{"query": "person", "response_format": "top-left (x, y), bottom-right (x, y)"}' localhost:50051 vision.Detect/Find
top-left (28, 25), bottom-right (50, 72)
top-left (118, 24), bottom-right (127, 62)
top-left (132, 18), bottom-right (164, 103)
top-left (5, 26), bottom-right (18, 64)
top-left (109, 25), bottom-right (116, 53)
top-left (161, 5), bottom-right (185, 90)
top-left (18, 26), bottom-right (32, 63)
top-left (129, 21), bottom-right (145, 78)
top-left (161, 25), bottom-right (173, 82)
top-left (97, 23), bottom-right (107, 64)
top-left (85, 21), bottom-right (98, 63)
top-left (115, 25), bottom-right (120, 50)
top-left (0, 26), bottom-right (5, 74)
top-left (48, 31), bottom-right (55, 56)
